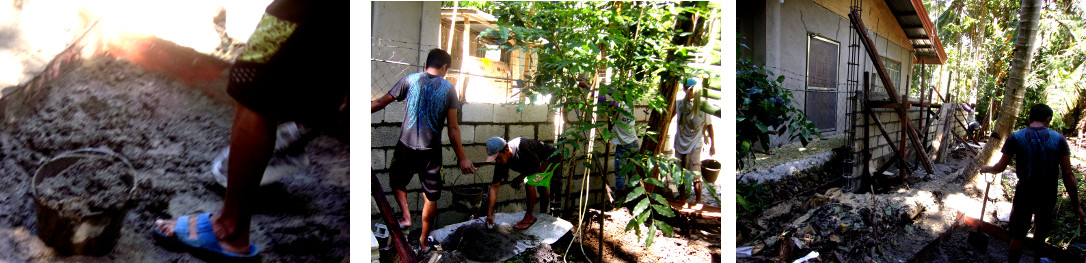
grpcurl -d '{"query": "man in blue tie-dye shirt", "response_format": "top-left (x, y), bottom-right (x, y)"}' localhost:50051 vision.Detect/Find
top-left (372, 49), bottom-right (475, 254)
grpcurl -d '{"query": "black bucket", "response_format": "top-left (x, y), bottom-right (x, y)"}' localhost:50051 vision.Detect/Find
top-left (451, 186), bottom-right (486, 214)
top-left (701, 159), bottom-right (720, 183)
top-left (31, 148), bottom-right (135, 256)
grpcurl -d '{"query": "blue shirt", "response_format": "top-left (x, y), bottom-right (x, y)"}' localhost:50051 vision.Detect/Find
top-left (1001, 126), bottom-right (1070, 193)
top-left (389, 72), bottom-right (460, 150)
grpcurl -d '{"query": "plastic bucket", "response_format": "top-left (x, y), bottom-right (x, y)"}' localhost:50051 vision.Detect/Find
top-left (31, 148), bottom-right (136, 256)
top-left (701, 159), bottom-right (720, 183)
top-left (451, 186), bottom-right (486, 214)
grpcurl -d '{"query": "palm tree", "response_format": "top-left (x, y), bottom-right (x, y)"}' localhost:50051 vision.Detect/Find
top-left (966, 0), bottom-right (1044, 184)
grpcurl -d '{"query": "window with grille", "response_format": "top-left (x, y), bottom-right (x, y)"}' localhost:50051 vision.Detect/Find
top-left (805, 34), bottom-right (839, 131)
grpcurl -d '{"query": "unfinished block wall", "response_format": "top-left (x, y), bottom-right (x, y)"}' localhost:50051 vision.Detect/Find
top-left (371, 101), bottom-right (652, 226)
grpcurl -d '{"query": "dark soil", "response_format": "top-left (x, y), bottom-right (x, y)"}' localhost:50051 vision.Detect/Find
top-left (911, 224), bottom-right (1025, 263)
top-left (35, 158), bottom-right (131, 218)
top-left (572, 208), bottom-right (720, 263)
top-left (439, 222), bottom-right (533, 262)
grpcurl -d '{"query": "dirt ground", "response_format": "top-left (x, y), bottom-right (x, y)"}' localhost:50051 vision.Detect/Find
top-left (738, 145), bottom-right (1001, 262)
top-left (0, 55), bottom-right (349, 262)
top-left (911, 224), bottom-right (1028, 263)
top-left (570, 207), bottom-right (721, 263)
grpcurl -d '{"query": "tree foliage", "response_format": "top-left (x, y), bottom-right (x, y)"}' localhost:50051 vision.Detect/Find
top-left (478, 1), bottom-right (718, 248)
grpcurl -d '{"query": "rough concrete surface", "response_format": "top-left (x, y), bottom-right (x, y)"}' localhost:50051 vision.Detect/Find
top-left (0, 55), bottom-right (348, 262)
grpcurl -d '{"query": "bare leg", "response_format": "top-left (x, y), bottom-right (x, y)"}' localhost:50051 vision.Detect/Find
top-left (694, 181), bottom-right (702, 205)
top-left (539, 187), bottom-right (550, 213)
top-left (419, 194), bottom-right (437, 251)
top-left (522, 185), bottom-right (538, 224)
top-left (212, 102), bottom-right (277, 254)
top-left (1009, 238), bottom-right (1024, 263)
top-left (393, 189), bottom-right (411, 227)
top-left (678, 153), bottom-right (689, 203)
top-left (154, 102), bottom-right (276, 254)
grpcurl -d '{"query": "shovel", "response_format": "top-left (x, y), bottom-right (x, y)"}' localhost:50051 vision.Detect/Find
top-left (968, 171), bottom-right (995, 253)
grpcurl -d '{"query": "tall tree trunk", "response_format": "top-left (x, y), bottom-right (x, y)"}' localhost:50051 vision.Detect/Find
top-left (638, 1), bottom-right (704, 193)
top-left (965, 0), bottom-right (1044, 184)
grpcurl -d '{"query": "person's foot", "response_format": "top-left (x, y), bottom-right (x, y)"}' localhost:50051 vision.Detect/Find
top-left (396, 215), bottom-right (412, 229)
top-left (418, 236), bottom-right (435, 254)
top-left (154, 214), bottom-right (251, 255)
top-left (514, 214), bottom-right (537, 230)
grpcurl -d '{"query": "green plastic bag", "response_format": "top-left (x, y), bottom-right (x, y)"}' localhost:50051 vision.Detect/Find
top-left (524, 163), bottom-right (558, 188)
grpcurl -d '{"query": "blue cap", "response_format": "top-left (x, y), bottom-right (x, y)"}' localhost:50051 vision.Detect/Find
top-left (486, 137), bottom-right (507, 162)
top-left (684, 78), bottom-right (698, 87)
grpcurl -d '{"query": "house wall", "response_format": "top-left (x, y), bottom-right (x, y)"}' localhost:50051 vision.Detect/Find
top-left (371, 1), bottom-right (442, 99)
top-left (739, 0), bottom-right (916, 146)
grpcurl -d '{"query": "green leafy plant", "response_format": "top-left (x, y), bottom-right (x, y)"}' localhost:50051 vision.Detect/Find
top-left (736, 38), bottom-right (821, 171)
top-left (481, 1), bottom-right (718, 248)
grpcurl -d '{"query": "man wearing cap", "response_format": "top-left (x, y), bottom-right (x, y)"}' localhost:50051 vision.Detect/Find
top-left (484, 136), bottom-right (561, 230)
top-left (371, 48), bottom-right (476, 254)
top-left (674, 78), bottom-right (715, 205)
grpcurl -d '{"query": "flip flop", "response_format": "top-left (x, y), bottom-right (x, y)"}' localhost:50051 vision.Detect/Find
top-left (514, 217), bottom-right (537, 230)
top-left (418, 236), bottom-right (436, 255)
top-left (152, 213), bottom-right (260, 261)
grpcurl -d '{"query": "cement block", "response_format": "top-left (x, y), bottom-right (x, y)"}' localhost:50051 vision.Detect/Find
top-left (444, 168), bottom-right (467, 185)
top-left (499, 183), bottom-right (527, 202)
top-left (441, 125), bottom-right (475, 145)
top-left (406, 174), bottom-right (421, 191)
top-left (466, 145), bottom-right (488, 164)
top-left (509, 125), bottom-right (534, 139)
top-left (497, 203), bottom-right (525, 214)
top-left (387, 150), bottom-right (396, 170)
top-left (462, 103), bottom-right (494, 123)
top-left (634, 107), bottom-right (650, 122)
top-left (474, 165), bottom-right (495, 184)
top-left (372, 149), bottom-right (387, 170)
top-left (522, 105), bottom-right (550, 123)
top-left (372, 110), bottom-right (384, 124)
top-left (474, 125), bottom-right (506, 142)
top-left (376, 173), bottom-right (392, 193)
top-left (442, 147), bottom-right (456, 166)
top-left (384, 102), bottom-right (406, 124)
top-left (373, 126), bottom-right (401, 148)
top-left (495, 104), bottom-right (522, 123)
top-left (436, 191), bottom-right (452, 209)
top-left (538, 124), bottom-right (557, 142)
top-left (460, 125), bottom-right (475, 144)
top-left (371, 199), bottom-right (380, 216)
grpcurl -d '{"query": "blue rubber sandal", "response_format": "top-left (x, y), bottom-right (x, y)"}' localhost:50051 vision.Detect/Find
top-left (152, 213), bottom-right (260, 260)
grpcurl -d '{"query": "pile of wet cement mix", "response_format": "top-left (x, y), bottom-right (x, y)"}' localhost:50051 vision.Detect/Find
top-left (0, 55), bottom-right (349, 261)
top-left (36, 158), bottom-right (131, 217)
top-left (441, 222), bottom-right (534, 262)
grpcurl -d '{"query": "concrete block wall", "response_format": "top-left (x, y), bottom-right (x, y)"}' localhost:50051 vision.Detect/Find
top-left (372, 100), bottom-right (654, 226)
top-left (850, 102), bottom-right (946, 172)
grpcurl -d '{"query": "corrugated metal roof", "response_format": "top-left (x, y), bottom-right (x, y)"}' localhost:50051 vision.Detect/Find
top-left (884, 0), bottom-right (946, 64)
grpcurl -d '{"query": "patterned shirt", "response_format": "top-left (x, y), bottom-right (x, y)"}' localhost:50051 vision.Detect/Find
top-left (389, 72), bottom-right (460, 150)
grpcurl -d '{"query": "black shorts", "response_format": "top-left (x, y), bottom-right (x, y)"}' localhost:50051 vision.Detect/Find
top-left (389, 143), bottom-right (444, 201)
top-left (497, 156), bottom-right (564, 188)
top-left (226, 3), bottom-right (347, 127)
top-left (1008, 182), bottom-right (1057, 239)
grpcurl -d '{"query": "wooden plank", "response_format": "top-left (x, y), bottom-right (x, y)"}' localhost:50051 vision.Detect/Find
top-left (849, 10), bottom-right (934, 174)
top-left (868, 100), bottom-right (943, 108)
top-left (372, 173), bottom-right (419, 263)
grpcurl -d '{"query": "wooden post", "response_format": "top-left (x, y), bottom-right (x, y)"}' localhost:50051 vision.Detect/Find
top-left (898, 93), bottom-right (910, 180)
top-left (847, 10), bottom-right (933, 174)
top-left (372, 174), bottom-right (418, 263)
top-left (863, 72), bottom-right (871, 186)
